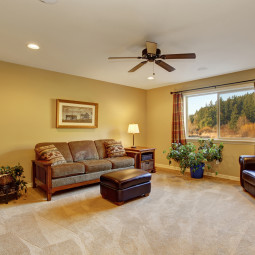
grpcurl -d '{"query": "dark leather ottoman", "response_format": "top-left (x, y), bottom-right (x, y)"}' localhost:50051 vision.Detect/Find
top-left (100, 168), bottom-right (151, 205)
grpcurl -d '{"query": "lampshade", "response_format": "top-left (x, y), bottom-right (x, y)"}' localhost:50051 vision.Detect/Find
top-left (128, 124), bottom-right (140, 134)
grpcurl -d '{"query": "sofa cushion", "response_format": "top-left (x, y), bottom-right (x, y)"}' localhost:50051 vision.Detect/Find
top-left (51, 162), bottom-right (85, 179)
top-left (35, 142), bottom-right (73, 162)
top-left (95, 139), bottom-right (115, 159)
top-left (106, 156), bottom-right (134, 169)
top-left (52, 168), bottom-right (122, 188)
top-left (69, 140), bottom-right (99, 161)
top-left (79, 159), bottom-right (112, 174)
top-left (105, 141), bottom-right (126, 158)
top-left (242, 170), bottom-right (255, 186)
top-left (35, 144), bottom-right (67, 166)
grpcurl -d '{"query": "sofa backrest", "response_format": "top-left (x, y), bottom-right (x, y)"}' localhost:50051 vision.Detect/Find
top-left (94, 139), bottom-right (115, 159)
top-left (35, 142), bottom-right (73, 162)
top-left (68, 140), bottom-right (99, 161)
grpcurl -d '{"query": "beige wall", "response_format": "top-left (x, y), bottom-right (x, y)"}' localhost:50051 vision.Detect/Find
top-left (1, 60), bottom-right (255, 183)
top-left (0, 61), bottom-right (147, 183)
top-left (147, 69), bottom-right (255, 178)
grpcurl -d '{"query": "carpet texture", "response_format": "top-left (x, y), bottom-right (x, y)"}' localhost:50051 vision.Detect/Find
top-left (1, 168), bottom-right (255, 255)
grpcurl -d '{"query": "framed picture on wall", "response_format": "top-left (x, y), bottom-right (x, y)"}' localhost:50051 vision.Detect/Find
top-left (56, 99), bottom-right (98, 128)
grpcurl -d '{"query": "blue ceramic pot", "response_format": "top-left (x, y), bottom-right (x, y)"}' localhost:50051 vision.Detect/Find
top-left (190, 163), bottom-right (205, 179)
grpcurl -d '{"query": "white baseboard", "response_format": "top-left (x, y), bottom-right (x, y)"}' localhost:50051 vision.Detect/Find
top-left (155, 163), bottom-right (239, 181)
top-left (27, 182), bottom-right (32, 188)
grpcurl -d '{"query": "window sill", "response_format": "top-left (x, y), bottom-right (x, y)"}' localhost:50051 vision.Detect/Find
top-left (186, 137), bottom-right (255, 145)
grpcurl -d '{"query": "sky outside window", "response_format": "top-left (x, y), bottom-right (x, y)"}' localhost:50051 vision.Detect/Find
top-left (188, 94), bottom-right (217, 115)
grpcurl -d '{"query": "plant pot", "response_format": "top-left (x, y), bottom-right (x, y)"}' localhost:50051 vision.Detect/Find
top-left (190, 163), bottom-right (205, 179)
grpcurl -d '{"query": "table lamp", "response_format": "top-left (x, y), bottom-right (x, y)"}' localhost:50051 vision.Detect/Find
top-left (128, 124), bottom-right (140, 148)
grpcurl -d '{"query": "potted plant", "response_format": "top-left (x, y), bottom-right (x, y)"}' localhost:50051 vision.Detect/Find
top-left (198, 139), bottom-right (224, 175)
top-left (0, 163), bottom-right (27, 196)
top-left (163, 139), bottom-right (224, 178)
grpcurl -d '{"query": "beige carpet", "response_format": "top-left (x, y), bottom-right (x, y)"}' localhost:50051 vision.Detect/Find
top-left (1, 168), bottom-right (255, 255)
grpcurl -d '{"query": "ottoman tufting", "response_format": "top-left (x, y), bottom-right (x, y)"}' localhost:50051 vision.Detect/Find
top-left (100, 168), bottom-right (151, 205)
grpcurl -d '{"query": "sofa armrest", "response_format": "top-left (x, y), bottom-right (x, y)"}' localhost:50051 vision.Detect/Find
top-left (34, 160), bottom-right (52, 168)
top-left (239, 155), bottom-right (255, 187)
top-left (125, 151), bottom-right (139, 168)
top-left (32, 160), bottom-right (53, 200)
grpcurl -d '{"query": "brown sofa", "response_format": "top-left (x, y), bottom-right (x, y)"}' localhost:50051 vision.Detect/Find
top-left (32, 139), bottom-right (137, 201)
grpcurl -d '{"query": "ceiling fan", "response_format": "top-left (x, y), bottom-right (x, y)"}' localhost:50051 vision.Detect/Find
top-left (108, 41), bottom-right (196, 72)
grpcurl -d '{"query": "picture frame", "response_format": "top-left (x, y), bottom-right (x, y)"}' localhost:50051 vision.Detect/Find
top-left (56, 99), bottom-right (98, 128)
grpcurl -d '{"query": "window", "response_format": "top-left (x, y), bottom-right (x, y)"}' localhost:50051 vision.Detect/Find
top-left (185, 86), bottom-right (255, 140)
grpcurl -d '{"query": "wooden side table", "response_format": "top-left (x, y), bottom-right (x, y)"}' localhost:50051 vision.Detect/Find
top-left (125, 146), bottom-right (156, 173)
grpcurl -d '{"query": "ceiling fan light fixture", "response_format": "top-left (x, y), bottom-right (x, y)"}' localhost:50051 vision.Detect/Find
top-left (147, 72), bottom-right (155, 80)
top-left (27, 43), bottom-right (40, 50)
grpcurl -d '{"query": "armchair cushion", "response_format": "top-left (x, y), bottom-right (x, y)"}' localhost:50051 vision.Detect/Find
top-left (242, 170), bottom-right (255, 186)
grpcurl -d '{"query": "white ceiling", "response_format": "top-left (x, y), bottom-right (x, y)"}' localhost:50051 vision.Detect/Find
top-left (1, 0), bottom-right (255, 90)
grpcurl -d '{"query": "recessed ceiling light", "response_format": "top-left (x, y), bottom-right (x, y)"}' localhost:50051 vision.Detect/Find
top-left (39, 0), bottom-right (57, 4)
top-left (27, 43), bottom-right (40, 50)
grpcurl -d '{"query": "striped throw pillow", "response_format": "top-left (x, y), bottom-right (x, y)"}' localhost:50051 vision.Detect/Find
top-left (35, 145), bottom-right (66, 166)
top-left (105, 141), bottom-right (126, 158)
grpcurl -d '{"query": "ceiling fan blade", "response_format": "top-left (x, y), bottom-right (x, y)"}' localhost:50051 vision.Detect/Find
top-left (108, 57), bottom-right (142, 59)
top-left (155, 60), bottom-right (175, 72)
top-left (128, 61), bottom-right (148, 72)
top-left (146, 41), bottom-right (157, 55)
top-left (160, 53), bottom-right (196, 59)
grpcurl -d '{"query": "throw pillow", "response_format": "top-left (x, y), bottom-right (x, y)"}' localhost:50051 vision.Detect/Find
top-left (35, 145), bottom-right (66, 166)
top-left (104, 141), bottom-right (126, 158)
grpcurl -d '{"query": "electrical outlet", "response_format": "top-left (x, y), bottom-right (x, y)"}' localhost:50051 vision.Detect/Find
top-left (216, 160), bottom-right (219, 165)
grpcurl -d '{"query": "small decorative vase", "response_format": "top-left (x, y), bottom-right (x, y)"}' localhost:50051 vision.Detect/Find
top-left (190, 163), bottom-right (205, 179)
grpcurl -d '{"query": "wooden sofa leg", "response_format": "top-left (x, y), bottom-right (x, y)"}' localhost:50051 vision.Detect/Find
top-left (47, 192), bottom-right (52, 201)
top-left (46, 165), bottom-right (52, 201)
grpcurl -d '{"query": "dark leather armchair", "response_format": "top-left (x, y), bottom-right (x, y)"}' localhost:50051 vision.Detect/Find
top-left (239, 155), bottom-right (255, 196)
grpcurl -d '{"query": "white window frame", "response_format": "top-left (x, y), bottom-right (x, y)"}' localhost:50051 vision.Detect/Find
top-left (184, 83), bottom-right (255, 143)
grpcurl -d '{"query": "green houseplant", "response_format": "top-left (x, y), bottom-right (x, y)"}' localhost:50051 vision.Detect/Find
top-left (198, 139), bottom-right (224, 174)
top-left (0, 163), bottom-right (27, 196)
top-left (163, 139), bottom-right (224, 177)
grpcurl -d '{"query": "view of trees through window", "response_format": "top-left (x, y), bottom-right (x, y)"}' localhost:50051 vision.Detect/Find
top-left (187, 88), bottom-right (255, 139)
